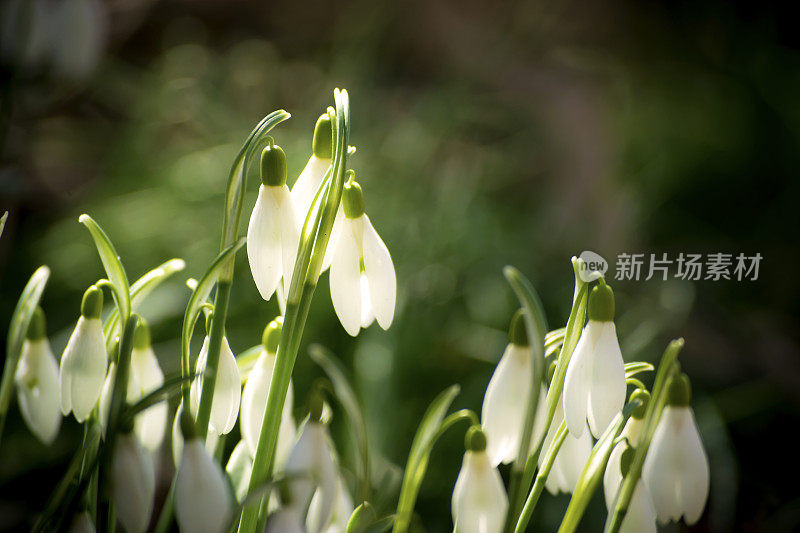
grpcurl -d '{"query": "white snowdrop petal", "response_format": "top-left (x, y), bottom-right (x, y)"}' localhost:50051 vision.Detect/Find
top-left (291, 155), bottom-right (331, 226)
top-left (175, 439), bottom-right (233, 533)
top-left (562, 324), bottom-right (593, 438)
top-left (451, 451), bottom-right (508, 533)
top-left (330, 218), bottom-right (362, 336)
top-left (558, 421), bottom-right (593, 493)
top-left (604, 442), bottom-right (625, 511)
top-left (275, 185), bottom-right (300, 293)
top-left (587, 322), bottom-right (626, 437)
top-left (362, 215), bottom-right (396, 330)
top-left (676, 408), bottom-right (710, 525)
top-left (359, 274), bottom-right (375, 328)
top-left (171, 402), bottom-right (218, 468)
top-left (481, 344), bottom-right (533, 466)
top-left (60, 317), bottom-right (107, 421)
top-left (15, 339), bottom-right (62, 444)
top-left (190, 337), bottom-right (242, 436)
top-left (225, 440), bottom-right (253, 503)
top-left (321, 207), bottom-right (344, 272)
top-left (620, 482), bottom-right (657, 533)
top-left (265, 508), bottom-right (306, 533)
top-left (129, 347), bottom-right (167, 451)
top-left (285, 422), bottom-right (338, 531)
top-left (247, 185), bottom-right (283, 301)
top-left (643, 407), bottom-right (684, 524)
top-left (111, 434), bottom-right (155, 533)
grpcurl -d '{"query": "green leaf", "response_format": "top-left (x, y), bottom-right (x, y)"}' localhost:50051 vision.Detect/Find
top-left (0, 265), bottom-right (50, 443)
top-left (0, 211), bottom-right (7, 239)
top-left (104, 258), bottom-right (186, 345)
top-left (309, 344), bottom-right (371, 502)
top-left (79, 214), bottom-right (131, 321)
top-left (180, 238), bottom-right (245, 405)
top-left (624, 361), bottom-right (654, 378)
top-left (121, 374), bottom-right (194, 422)
top-left (226, 440), bottom-right (254, 503)
top-left (393, 384), bottom-right (460, 533)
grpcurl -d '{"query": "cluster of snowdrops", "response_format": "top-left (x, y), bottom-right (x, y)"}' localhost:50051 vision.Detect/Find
top-left (0, 89), bottom-right (709, 533)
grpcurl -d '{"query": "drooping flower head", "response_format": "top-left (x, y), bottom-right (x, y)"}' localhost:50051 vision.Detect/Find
top-left (563, 282), bottom-right (626, 438)
top-left (15, 307), bottom-right (61, 444)
top-left (451, 426), bottom-right (508, 533)
top-left (60, 285), bottom-right (108, 422)
top-left (292, 113), bottom-right (334, 225)
top-left (110, 428), bottom-right (155, 533)
top-left (329, 174), bottom-right (396, 336)
top-left (643, 373), bottom-right (710, 525)
top-left (128, 319), bottom-right (167, 451)
top-left (541, 393), bottom-right (593, 495)
top-left (247, 139), bottom-right (301, 301)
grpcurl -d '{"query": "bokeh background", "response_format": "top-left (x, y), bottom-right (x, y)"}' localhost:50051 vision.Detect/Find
top-left (2, 0), bottom-right (799, 531)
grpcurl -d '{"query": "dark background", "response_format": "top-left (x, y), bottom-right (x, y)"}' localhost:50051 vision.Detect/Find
top-left (1, 0), bottom-right (799, 530)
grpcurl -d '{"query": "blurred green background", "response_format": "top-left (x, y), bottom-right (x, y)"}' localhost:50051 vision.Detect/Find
top-left (2, 0), bottom-right (799, 531)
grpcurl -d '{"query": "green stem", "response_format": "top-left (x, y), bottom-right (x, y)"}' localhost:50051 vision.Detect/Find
top-left (515, 421), bottom-right (569, 533)
top-left (605, 339), bottom-right (683, 533)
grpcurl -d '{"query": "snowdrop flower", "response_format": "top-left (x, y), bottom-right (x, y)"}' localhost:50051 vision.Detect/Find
top-left (247, 140), bottom-right (300, 301)
top-left (175, 412), bottom-right (234, 533)
top-left (190, 333), bottom-right (241, 435)
top-left (240, 318), bottom-right (296, 467)
top-left (67, 511), bottom-right (96, 533)
top-left (111, 430), bottom-right (155, 533)
top-left (307, 474), bottom-right (353, 533)
top-left (291, 113), bottom-right (333, 225)
top-left (643, 373), bottom-right (710, 525)
top-left (265, 507), bottom-right (306, 533)
top-left (170, 401), bottom-right (218, 467)
top-left (128, 320), bottom-right (167, 450)
top-left (284, 397), bottom-right (337, 531)
top-left (225, 440), bottom-right (253, 503)
top-left (481, 309), bottom-right (539, 467)
top-left (329, 176), bottom-right (396, 336)
top-left (563, 282), bottom-right (626, 438)
top-left (14, 307), bottom-right (61, 444)
top-left (541, 396), bottom-right (593, 495)
top-left (451, 426), bottom-right (508, 533)
top-left (61, 286), bottom-right (108, 422)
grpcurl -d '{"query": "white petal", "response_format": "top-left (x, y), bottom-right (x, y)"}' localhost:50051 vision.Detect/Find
top-left (190, 337), bottom-right (241, 435)
top-left (562, 323), bottom-right (594, 438)
top-left (171, 402), bottom-right (218, 468)
top-left (481, 344), bottom-right (533, 466)
top-left (451, 451), bottom-right (508, 533)
top-left (674, 407), bottom-right (710, 525)
top-left (265, 508), bottom-right (306, 533)
top-left (225, 440), bottom-right (253, 503)
top-left (275, 185), bottom-right (300, 294)
top-left (285, 422), bottom-right (337, 530)
top-left (362, 215), bottom-right (396, 330)
top-left (587, 322), bottom-right (626, 438)
top-left (129, 347), bottom-right (167, 451)
top-left (175, 439), bottom-right (233, 533)
top-left (359, 274), bottom-right (375, 328)
top-left (620, 482), bottom-right (657, 533)
top-left (604, 442), bottom-right (625, 510)
top-left (643, 407), bottom-right (683, 524)
top-left (291, 155), bottom-right (331, 226)
top-left (321, 207), bottom-right (344, 272)
top-left (15, 338), bottom-right (61, 444)
top-left (60, 317), bottom-right (107, 421)
top-left (111, 433), bottom-right (155, 533)
top-left (330, 218), bottom-right (362, 336)
top-left (247, 185), bottom-right (283, 300)
top-left (557, 421), bottom-right (593, 493)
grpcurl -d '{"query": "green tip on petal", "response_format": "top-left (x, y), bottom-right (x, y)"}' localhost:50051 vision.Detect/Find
top-left (261, 317), bottom-right (283, 354)
top-left (180, 410), bottom-right (197, 440)
top-left (81, 285), bottom-right (103, 319)
top-left (508, 308), bottom-right (529, 346)
top-left (308, 390), bottom-right (325, 422)
top-left (260, 139), bottom-right (287, 187)
top-left (620, 445), bottom-right (635, 477)
top-left (629, 388), bottom-right (650, 419)
top-left (465, 425), bottom-right (487, 452)
top-left (588, 283), bottom-right (615, 322)
top-left (133, 319), bottom-right (151, 350)
top-left (26, 307), bottom-right (46, 340)
top-left (343, 177), bottom-right (365, 219)
top-left (667, 372), bottom-right (692, 406)
top-left (312, 113), bottom-right (333, 159)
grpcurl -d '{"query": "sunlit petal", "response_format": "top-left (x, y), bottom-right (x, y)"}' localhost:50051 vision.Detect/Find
top-left (362, 215), bottom-right (396, 330)
top-left (330, 218), bottom-right (362, 336)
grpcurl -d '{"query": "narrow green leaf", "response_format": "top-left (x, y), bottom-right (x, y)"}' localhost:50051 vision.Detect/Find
top-left (309, 344), bottom-right (371, 502)
top-left (79, 214), bottom-right (131, 321)
top-left (0, 211), bottom-right (7, 239)
top-left (393, 384), bottom-right (460, 533)
top-left (624, 361), bottom-right (654, 378)
top-left (121, 374), bottom-right (194, 422)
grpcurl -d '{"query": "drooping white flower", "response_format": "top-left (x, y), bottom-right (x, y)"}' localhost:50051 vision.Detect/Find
top-left (240, 318), bottom-right (296, 468)
top-left (67, 511), bottom-right (96, 533)
top-left (563, 283), bottom-right (626, 438)
top-left (190, 335), bottom-right (241, 435)
top-left (292, 114), bottom-right (333, 226)
top-left (175, 412), bottom-right (233, 533)
top-left (451, 426), bottom-right (508, 533)
top-left (541, 396), bottom-right (593, 495)
top-left (128, 320), bottom-right (167, 451)
top-left (110, 432), bottom-right (155, 533)
top-left (247, 141), bottom-right (300, 301)
top-left (481, 310), bottom-right (540, 467)
top-left (265, 507), bottom-right (306, 533)
top-left (171, 401), bottom-right (218, 467)
top-left (60, 286), bottom-right (108, 422)
top-left (14, 307), bottom-right (61, 444)
top-left (284, 408), bottom-right (337, 530)
top-left (307, 473), bottom-right (353, 533)
top-left (643, 373), bottom-right (709, 525)
top-left (329, 177), bottom-right (396, 336)
top-left (604, 413), bottom-right (645, 509)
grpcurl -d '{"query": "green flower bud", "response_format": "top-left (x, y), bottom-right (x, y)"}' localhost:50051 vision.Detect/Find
top-left (347, 502), bottom-right (377, 532)
top-left (261, 317), bottom-right (283, 354)
top-left (312, 114), bottom-right (333, 159)
top-left (180, 410), bottom-right (197, 440)
top-left (667, 372), bottom-right (692, 406)
top-left (26, 307), bottom-right (46, 340)
top-left (133, 319), bottom-right (151, 350)
top-left (629, 388), bottom-right (650, 419)
top-left (260, 138), bottom-right (287, 187)
top-left (81, 285), bottom-right (103, 319)
top-left (465, 425), bottom-right (487, 452)
top-left (508, 309), bottom-right (529, 346)
top-left (588, 282), bottom-right (615, 322)
top-left (620, 445), bottom-right (635, 477)
top-left (342, 175), bottom-right (365, 219)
